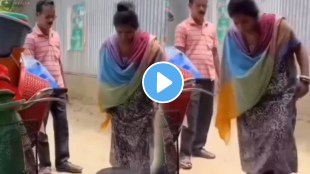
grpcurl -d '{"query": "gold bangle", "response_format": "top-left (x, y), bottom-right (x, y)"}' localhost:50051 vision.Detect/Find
top-left (298, 75), bottom-right (310, 85)
top-left (300, 79), bottom-right (310, 85)
top-left (299, 75), bottom-right (310, 80)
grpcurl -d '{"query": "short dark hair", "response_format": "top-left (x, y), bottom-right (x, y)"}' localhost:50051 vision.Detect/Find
top-left (36, 0), bottom-right (54, 14)
top-left (227, 0), bottom-right (259, 18)
top-left (113, 1), bottom-right (139, 29)
top-left (189, 0), bottom-right (194, 4)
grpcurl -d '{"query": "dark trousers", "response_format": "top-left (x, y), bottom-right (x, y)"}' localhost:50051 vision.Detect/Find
top-left (37, 93), bottom-right (70, 167)
top-left (180, 79), bottom-right (214, 156)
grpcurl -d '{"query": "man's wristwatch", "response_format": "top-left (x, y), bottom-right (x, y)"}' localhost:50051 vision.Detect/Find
top-left (299, 75), bottom-right (310, 85)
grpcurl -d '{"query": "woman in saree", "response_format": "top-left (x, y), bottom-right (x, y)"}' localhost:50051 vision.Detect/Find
top-left (98, 1), bottom-right (165, 172)
top-left (216, 0), bottom-right (309, 173)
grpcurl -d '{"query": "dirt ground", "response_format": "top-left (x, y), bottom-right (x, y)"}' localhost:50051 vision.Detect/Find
top-left (44, 99), bottom-right (310, 174)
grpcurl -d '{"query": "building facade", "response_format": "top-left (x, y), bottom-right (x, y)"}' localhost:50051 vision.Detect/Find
top-left (53, 0), bottom-right (216, 76)
top-left (53, 0), bottom-right (310, 76)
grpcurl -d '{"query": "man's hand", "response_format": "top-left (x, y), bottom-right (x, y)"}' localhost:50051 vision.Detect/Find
top-left (212, 48), bottom-right (220, 78)
top-left (212, 47), bottom-right (220, 94)
top-left (66, 94), bottom-right (72, 105)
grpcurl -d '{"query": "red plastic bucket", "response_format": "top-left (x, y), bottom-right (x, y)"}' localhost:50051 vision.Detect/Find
top-left (161, 69), bottom-right (193, 125)
top-left (18, 64), bottom-right (51, 131)
top-left (18, 64), bottom-right (50, 100)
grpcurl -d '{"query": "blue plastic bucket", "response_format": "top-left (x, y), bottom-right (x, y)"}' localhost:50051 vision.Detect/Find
top-left (22, 56), bottom-right (58, 88)
top-left (165, 46), bottom-right (202, 78)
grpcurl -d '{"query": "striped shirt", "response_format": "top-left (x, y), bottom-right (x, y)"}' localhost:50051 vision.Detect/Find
top-left (23, 25), bottom-right (65, 87)
top-left (175, 17), bottom-right (218, 79)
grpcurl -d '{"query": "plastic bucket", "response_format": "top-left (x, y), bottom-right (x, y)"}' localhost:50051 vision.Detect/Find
top-left (0, 14), bottom-right (31, 57)
top-left (22, 57), bottom-right (59, 88)
top-left (0, 12), bottom-right (29, 24)
top-left (161, 69), bottom-right (193, 134)
top-left (165, 46), bottom-right (202, 79)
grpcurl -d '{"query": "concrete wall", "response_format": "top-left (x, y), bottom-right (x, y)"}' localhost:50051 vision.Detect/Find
top-left (65, 74), bottom-right (310, 116)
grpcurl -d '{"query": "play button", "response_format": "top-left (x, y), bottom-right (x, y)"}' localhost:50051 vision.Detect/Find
top-left (156, 72), bottom-right (172, 93)
top-left (142, 62), bottom-right (184, 103)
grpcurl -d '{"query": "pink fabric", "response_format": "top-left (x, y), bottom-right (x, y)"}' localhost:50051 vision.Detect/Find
top-left (23, 25), bottom-right (64, 87)
top-left (230, 13), bottom-right (276, 56)
top-left (104, 32), bottom-right (150, 67)
top-left (175, 17), bottom-right (218, 80)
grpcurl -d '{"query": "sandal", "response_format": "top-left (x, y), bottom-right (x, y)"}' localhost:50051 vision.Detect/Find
top-left (179, 156), bottom-right (192, 170)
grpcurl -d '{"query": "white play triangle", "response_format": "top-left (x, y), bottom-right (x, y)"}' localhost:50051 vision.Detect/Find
top-left (156, 72), bottom-right (172, 93)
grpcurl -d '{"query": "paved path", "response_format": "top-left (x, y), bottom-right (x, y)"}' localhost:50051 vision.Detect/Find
top-left (45, 100), bottom-right (310, 174)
